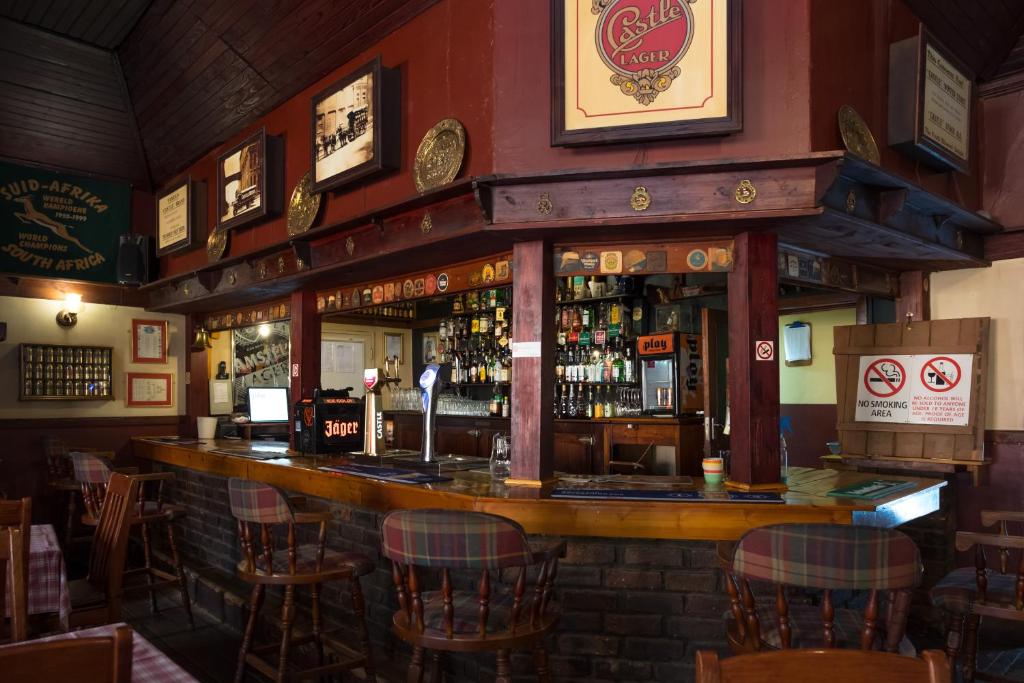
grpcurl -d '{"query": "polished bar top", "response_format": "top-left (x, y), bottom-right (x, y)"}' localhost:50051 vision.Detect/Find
top-left (131, 438), bottom-right (946, 541)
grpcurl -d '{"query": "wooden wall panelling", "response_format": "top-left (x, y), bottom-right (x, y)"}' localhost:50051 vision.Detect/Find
top-left (186, 314), bottom-right (210, 429)
top-left (289, 289), bottom-right (319, 446)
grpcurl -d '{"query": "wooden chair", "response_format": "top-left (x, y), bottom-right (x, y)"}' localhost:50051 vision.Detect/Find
top-left (931, 510), bottom-right (1024, 682)
top-left (0, 623), bottom-right (133, 682)
top-left (381, 508), bottom-right (566, 683)
top-left (68, 473), bottom-right (139, 628)
top-left (719, 523), bottom-right (922, 654)
top-left (228, 478), bottom-right (376, 683)
top-left (695, 648), bottom-right (950, 683)
top-left (42, 435), bottom-right (112, 548)
top-left (71, 452), bottom-right (193, 626)
top-left (1, 529), bottom-right (27, 643)
top-left (0, 497), bottom-right (30, 642)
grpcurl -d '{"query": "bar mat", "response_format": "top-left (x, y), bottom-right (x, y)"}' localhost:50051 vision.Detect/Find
top-left (550, 488), bottom-right (784, 503)
top-left (827, 479), bottom-right (916, 500)
top-left (146, 436), bottom-right (203, 445)
top-left (319, 464), bottom-right (452, 485)
top-left (209, 448), bottom-right (288, 460)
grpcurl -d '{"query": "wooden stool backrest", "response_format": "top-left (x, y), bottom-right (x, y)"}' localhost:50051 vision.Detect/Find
top-left (695, 648), bottom-right (949, 683)
top-left (0, 624), bottom-right (133, 682)
top-left (724, 523), bottom-right (922, 651)
top-left (227, 478), bottom-right (323, 577)
top-left (0, 497), bottom-right (30, 642)
top-left (86, 474), bottom-right (139, 621)
top-left (380, 508), bottom-right (562, 638)
top-left (43, 435), bottom-right (73, 483)
top-left (956, 510), bottom-right (1024, 619)
top-left (71, 452), bottom-right (113, 520)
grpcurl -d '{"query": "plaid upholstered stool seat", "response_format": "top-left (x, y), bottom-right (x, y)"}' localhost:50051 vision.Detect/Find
top-left (71, 452), bottom-right (193, 628)
top-left (720, 523), bottom-right (922, 655)
top-left (227, 478), bottom-right (376, 683)
top-left (381, 508), bottom-right (565, 683)
top-left (931, 567), bottom-right (1018, 615)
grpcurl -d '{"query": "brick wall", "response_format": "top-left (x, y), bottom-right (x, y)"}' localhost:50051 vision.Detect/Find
top-left (153, 464), bottom-right (953, 682)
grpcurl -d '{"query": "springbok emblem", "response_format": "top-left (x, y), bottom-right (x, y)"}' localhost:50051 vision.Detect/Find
top-left (13, 196), bottom-right (94, 254)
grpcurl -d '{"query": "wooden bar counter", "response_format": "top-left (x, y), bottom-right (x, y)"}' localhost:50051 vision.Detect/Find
top-left (132, 437), bottom-right (945, 541)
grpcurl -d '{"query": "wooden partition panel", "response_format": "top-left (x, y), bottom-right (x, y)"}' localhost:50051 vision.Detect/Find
top-left (289, 289), bottom-right (321, 446)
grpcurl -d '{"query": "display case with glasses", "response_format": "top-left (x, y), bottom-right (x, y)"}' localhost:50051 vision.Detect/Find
top-left (19, 343), bottom-right (114, 400)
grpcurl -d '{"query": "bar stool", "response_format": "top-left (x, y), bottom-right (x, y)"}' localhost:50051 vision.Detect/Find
top-left (719, 523), bottom-right (922, 654)
top-left (227, 478), bottom-right (376, 683)
top-left (380, 508), bottom-right (566, 683)
top-left (70, 452), bottom-right (192, 626)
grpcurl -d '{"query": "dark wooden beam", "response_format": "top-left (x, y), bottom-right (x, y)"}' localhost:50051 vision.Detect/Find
top-left (289, 289), bottom-right (320, 447)
top-left (508, 240), bottom-right (554, 485)
top-left (727, 232), bottom-right (781, 487)
top-left (895, 271), bottom-right (931, 323)
top-left (185, 314), bottom-right (210, 434)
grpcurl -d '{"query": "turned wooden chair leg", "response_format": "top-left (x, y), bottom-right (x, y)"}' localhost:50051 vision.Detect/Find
top-left (351, 576), bottom-right (376, 681)
top-left (63, 490), bottom-right (76, 549)
top-left (277, 584), bottom-right (296, 683)
top-left (535, 643), bottom-right (550, 682)
top-left (962, 613), bottom-right (981, 683)
top-left (408, 646), bottom-right (426, 683)
top-left (235, 584), bottom-right (264, 683)
top-left (140, 523), bottom-right (158, 613)
top-left (311, 582), bottom-right (324, 667)
top-left (945, 613), bottom-right (965, 664)
top-left (166, 522), bottom-right (193, 627)
top-left (429, 651), bottom-right (443, 682)
top-left (495, 649), bottom-right (511, 683)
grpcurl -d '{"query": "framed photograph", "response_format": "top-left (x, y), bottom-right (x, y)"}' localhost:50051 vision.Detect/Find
top-left (216, 127), bottom-right (283, 231)
top-left (131, 319), bottom-right (168, 364)
top-left (552, 0), bottom-right (742, 146)
top-left (888, 27), bottom-right (973, 173)
top-left (422, 332), bottom-right (439, 365)
top-left (155, 177), bottom-right (205, 256)
top-left (126, 372), bottom-right (173, 407)
top-left (310, 57), bottom-right (400, 193)
top-left (654, 303), bottom-right (682, 333)
top-left (384, 332), bottom-right (403, 365)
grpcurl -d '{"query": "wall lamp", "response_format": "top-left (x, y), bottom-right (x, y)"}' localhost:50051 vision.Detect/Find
top-left (56, 293), bottom-right (82, 328)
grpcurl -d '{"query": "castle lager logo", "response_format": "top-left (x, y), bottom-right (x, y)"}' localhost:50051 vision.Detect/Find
top-left (593, 0), bottom-right (695, 105)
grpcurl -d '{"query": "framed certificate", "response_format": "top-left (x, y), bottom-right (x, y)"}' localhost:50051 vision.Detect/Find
top-left (131, 319), bottom-right (168, 364)
top-left (126, 372), bottom-right (173, 407)
top-left (155, 177), bottom-right (205, 256)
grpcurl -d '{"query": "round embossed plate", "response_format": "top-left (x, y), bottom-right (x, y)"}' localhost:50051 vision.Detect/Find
top-left (207, 229), bottom-right (228, 263)
top-left (287, 171), bottom-right (321, 237)
top-left (413, 118), bottom-right (466, 193)
top-left (838, 105), bottom-right (880, 165)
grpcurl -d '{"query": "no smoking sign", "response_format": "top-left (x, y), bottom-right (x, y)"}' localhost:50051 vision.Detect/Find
top-left (754, 340), bottom-right (774, 361)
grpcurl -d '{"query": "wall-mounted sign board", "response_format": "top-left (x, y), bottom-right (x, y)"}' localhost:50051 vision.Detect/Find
top-left (888, 27), bottom-right (973, 173)
top-left (834, 317), bottom-right (989, 466)
top-left (554, 241), bottom-right (734, 277)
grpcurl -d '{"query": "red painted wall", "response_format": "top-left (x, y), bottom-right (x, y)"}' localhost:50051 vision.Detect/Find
top-left (158, 0), bottom-right (495, 280)
top-left (980, 90), bottom-right (1024, 230)
top-left (491, 0), bottom-right (813, 173)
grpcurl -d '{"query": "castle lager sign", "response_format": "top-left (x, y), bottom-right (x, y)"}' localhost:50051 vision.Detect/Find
top-left (553, 0), bottom-right (741, 145)
top-left (0, 162), bottom-right (129, 282)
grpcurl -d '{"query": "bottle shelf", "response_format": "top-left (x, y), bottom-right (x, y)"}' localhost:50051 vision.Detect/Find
top-left (554, 381), bottom-right (638, 386)
top-left (555, 292), bottom-right (634, 306)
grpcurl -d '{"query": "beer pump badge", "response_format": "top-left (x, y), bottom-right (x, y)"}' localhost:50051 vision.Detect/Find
top-left (363, 368), bottom-right (380, 392)
top-left (419, 365), bottom-right (438, 389)
top-left (594, 0), bottom-right (695, 106)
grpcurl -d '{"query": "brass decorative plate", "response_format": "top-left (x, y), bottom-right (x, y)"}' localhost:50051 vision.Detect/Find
top-left (286, 171), bottom-right (321, 237)
top-left (838, 105), bottom-right (880, 165)
top-left (207, 229), bottom-right (227, 263)
top-left (413, 118), bottom-right (466, 193)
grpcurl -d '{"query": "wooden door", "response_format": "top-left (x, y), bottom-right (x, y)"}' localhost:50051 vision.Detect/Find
top-left (701, 307), bottom-right (730, 457)
top-left (435, 418), bottom-right (482, 457)
top-left (553, 421), bottom-right (598, 474)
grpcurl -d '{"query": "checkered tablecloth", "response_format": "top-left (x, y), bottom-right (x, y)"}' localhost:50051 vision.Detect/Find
top-left (4, 524), bottom-right (70, 628)
top-left (1, 623), bottom-right (198, 682)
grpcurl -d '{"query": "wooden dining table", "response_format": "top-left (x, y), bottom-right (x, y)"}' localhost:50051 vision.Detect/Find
top-left (0, 622), bottom-right (199, 682)
top-left (3, 524), bottom-right (70, 628)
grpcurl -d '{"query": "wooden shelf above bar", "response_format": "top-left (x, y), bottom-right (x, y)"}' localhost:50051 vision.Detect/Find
top-left (132, 438), bottom-right (946, 541)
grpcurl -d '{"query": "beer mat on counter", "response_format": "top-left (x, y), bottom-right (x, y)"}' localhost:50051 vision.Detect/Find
top-left (827, 479), bottom-right (917, 500)
top-left (146, 436), bottom-right (203, 445)
top-left (209, 448), bottom-right (290, 460)
top-left (319, 464), bottom-right (452, 485)
top-left (558, 474), bottom-right (693, 487)
top-left (550, 488), bottom-right (784, 503)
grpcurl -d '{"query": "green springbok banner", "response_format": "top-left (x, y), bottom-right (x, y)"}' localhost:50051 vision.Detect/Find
top-left (0, 161), bottom-right (130, 282)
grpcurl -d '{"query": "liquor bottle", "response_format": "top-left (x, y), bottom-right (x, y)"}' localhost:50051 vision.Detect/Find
top-left (468, 354), bottom-right (478, 384)
top-left (585, 385), bottom-right (594, 419)
top-left (489, 288), bottom-right (497, 309)
top-left (479, 353), bottom-right (487, 383)
top-left (567, 383), bottom-right (577, 418)
top-left (502, 394), bottom-right (510, 418)
top-left (451, 352), bottom-right (461, 385)
top-left (623, 342), bottom-right (635, 383)
top-left (593, 388), bottom-right (604, 419)
top-left (559, 383), bottom-right (569, 418)
top-left (501, 354), bottom-right (511, 383)
top-left (613, 342), bottom-right (625, 383)
top-left (603, 348), bottom-right (613, 383)
top-left (490, 387), bottom-right (501, 416)
top-left (555, 349), bottom-right (565, 382)
top-left (603, 385), bottom-right (614, 418)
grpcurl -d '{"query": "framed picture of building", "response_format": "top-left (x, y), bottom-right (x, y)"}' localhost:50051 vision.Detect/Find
top-left (310, 57), bottom-right (400, 194)
top-left (551, 0), bottom-right (743, 146)
top-left (155, 177), bottom-right (205, 256)
top-left (216, 127), bottom-right (283, 231)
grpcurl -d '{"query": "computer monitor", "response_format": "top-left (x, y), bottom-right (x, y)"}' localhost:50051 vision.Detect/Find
top-left (247, 387), bottom-right (289, 423)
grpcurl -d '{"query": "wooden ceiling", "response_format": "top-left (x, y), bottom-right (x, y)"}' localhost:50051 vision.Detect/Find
top-left (0, 0), bottom-right (151, 49)
top-left (117, 0), bottom-right (439, 185)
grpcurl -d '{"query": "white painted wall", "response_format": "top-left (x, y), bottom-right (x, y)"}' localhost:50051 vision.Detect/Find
top-left (931, 257), bottom-right (1024, 430)
top-left (0, 295), bottom-right (186, 418)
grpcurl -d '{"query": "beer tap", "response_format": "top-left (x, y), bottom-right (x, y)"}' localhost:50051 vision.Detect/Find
top-left (361, 357), bottom-right (402, 456)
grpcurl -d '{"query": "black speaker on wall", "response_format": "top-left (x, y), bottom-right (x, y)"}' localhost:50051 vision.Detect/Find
top-left (116, 234), bottom-right (154, 285)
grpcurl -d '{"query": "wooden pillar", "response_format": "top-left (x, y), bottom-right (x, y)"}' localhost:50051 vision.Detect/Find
top-left (289, 289), bottom-right (321, 446)
top-left (185, 314), bottom-right (209, 436)
top-left (895, 271), bottom-right (930, 322)
top-left (508, 240), bottom-right (554, 485)
top-left (726, 232), bottom-right (781, 487)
